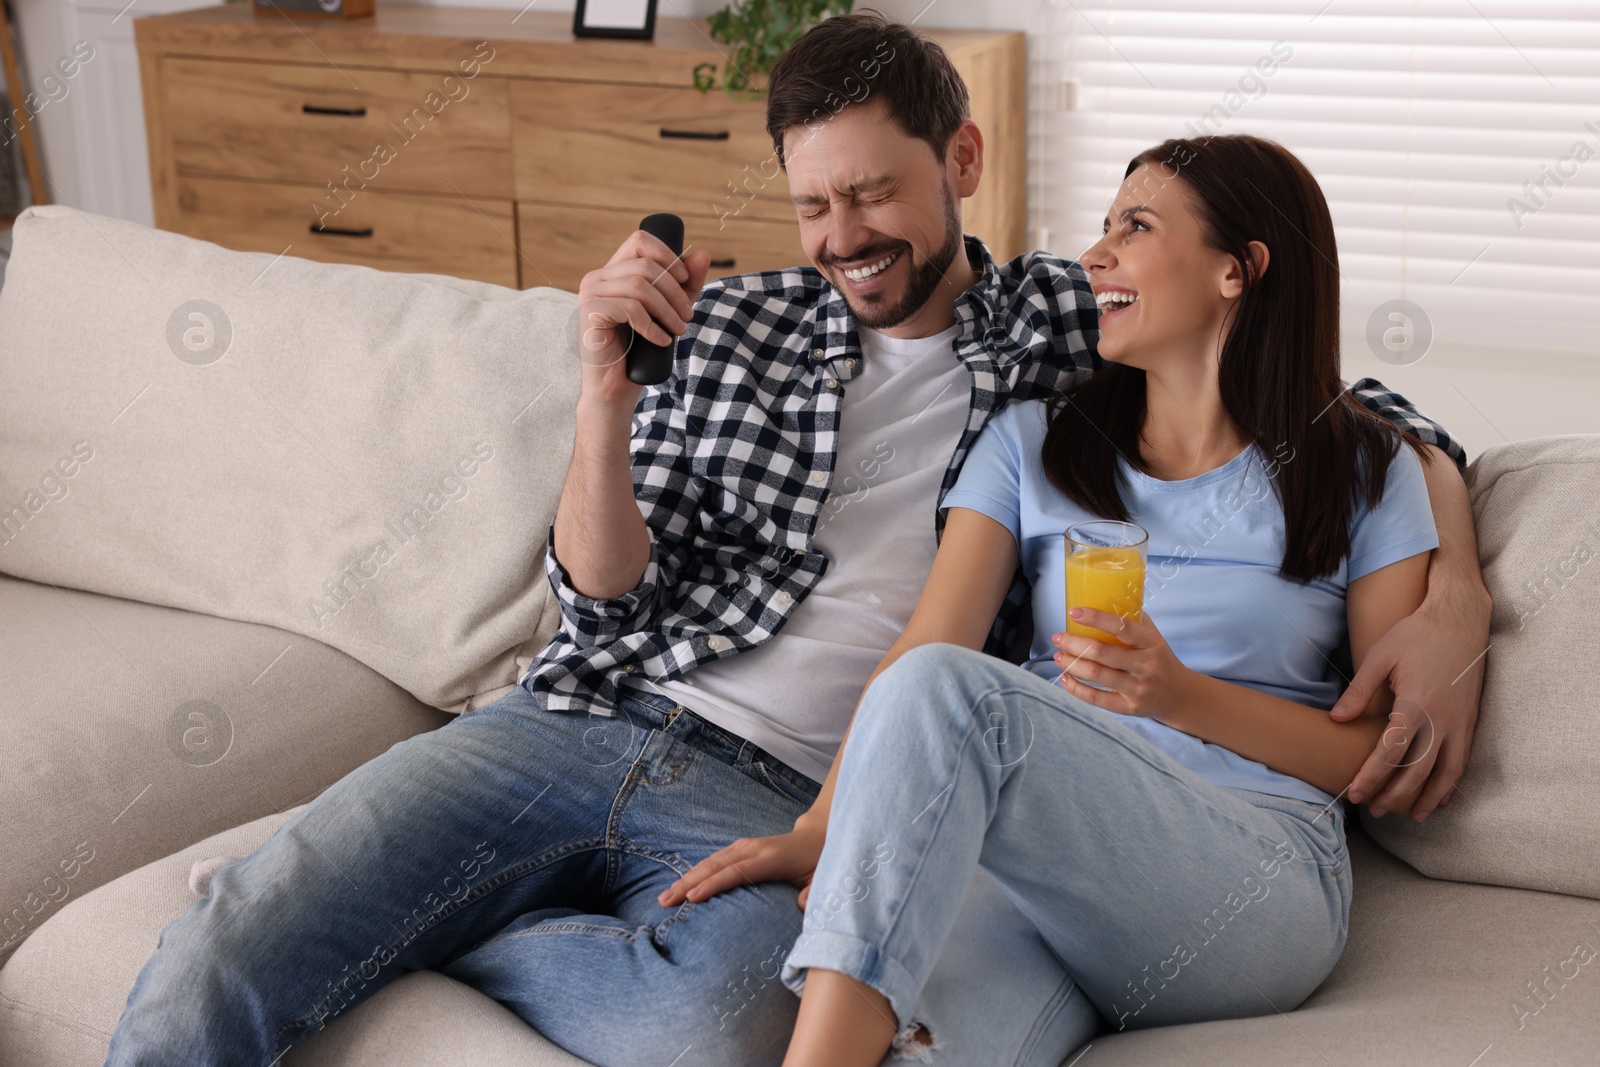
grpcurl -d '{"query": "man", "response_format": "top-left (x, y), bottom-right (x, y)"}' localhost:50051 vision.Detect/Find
top-left (105, 12), bottom-right (1489, 1067)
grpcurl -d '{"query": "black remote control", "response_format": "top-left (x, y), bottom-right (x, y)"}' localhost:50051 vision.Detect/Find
top-left (621, 213), bottom-right (686, 386)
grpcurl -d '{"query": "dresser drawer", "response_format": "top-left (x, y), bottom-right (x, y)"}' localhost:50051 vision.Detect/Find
top-left (511, 80), bottom-right (793, 225)
top-left (162, 57), bottom-right (514, 199)
top-left (517, 203), bottom-right (806, 293)
top-left (170, 176), bottom-right (518, 286)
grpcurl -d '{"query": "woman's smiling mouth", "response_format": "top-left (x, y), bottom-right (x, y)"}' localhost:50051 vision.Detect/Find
top-left (1094, 287), bottom-right (1139, 324)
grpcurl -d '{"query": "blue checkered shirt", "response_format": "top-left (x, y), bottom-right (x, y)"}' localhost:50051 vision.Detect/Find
top-left (519, 235), bottom-right (1464, 719)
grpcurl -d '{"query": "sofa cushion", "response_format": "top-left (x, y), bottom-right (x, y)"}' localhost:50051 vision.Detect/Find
top-left (0, 806), bottom-right (590, 1067)
top-left (0, 205), bottom-right (579, 714)
top-left (1068, 823), bottom-right (1600, 1064)
top-left (0, 573), bottom-right (450, 968)
top-left (1361, 434), bottom-right (1600, 899)
top-left (8, 810), bottom-right (1597, 1067)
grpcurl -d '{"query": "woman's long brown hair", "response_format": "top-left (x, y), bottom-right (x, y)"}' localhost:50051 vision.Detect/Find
top-left (1041, 134), bottom-right (1430, 583)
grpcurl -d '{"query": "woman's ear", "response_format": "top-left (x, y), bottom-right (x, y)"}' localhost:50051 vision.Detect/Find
top-left (1220, 240), bottom-right (1270, 299)
top-left (1246, 240), bottom-right (1270, 284)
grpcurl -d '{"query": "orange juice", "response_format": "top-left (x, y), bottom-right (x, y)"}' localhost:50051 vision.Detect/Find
top-left (1064, 546), bottom-right (1146, 648)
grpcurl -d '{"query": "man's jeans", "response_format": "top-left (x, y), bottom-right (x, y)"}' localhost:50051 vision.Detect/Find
top-left (782, 643), bottom-right (1354, 1037)
top-left (105, 677), bottom-right (1097, 1066)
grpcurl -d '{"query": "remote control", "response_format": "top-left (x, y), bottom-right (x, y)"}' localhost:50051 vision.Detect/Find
top-left (621, 213), bottom-right (686, 386)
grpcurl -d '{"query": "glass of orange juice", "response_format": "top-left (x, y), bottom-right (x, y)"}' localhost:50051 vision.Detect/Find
top-left (1063, 520), bottom-right (1148, 687)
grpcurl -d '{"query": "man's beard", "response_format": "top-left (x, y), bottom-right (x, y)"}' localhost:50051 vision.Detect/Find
top-left (823, 185), bottom-right (964, 330)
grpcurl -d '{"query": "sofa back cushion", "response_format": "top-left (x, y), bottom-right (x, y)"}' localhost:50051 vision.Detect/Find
top-left (0, 206), bottom-right (580, 712)
top-left (1361, 434), bottom-right (1600, 898)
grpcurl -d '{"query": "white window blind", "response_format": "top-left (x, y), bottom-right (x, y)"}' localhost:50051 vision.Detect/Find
top-left (1028, 0), bottom-right (1600, 360)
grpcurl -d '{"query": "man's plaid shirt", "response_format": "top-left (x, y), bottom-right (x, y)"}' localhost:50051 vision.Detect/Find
top-left (519, 235), bottom-right (1465, 719)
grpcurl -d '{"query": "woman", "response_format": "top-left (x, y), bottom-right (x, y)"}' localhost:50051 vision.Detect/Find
top-left (660, 134), bottom-right (1443, 1064)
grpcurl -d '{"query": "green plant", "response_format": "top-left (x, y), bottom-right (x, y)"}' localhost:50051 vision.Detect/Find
top-left (693, 0), bottom-right (854, 99)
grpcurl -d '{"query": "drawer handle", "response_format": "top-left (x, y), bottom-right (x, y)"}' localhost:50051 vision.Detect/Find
top-left (310, 223), bottom-right (374, 238)
top-left (302, 104), bottom-right (367, 117)
top-left (659, 128), bottom-right (730, 141)
top-left (709, 258), bottom-right (737, 269)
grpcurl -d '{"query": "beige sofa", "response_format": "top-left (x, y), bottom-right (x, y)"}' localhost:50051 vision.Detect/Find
top-left (1, 207), bottom-right (1596, 1066)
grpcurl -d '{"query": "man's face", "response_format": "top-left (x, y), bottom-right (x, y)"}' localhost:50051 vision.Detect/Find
top-left (783, 99), bottom-right (965, 331)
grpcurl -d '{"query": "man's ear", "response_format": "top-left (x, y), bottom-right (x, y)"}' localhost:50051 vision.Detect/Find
top-left (1220, 240), bottom-right (1270, 299)
top-left (947, 118), bottom-right (983, 199)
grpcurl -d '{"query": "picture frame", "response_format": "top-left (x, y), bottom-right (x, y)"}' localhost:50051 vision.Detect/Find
top-left (573, 0), bottom-right (658, 40)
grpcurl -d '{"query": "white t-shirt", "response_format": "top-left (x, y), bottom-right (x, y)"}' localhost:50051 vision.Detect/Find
top-left (631, 322), bottom-right (969, 783)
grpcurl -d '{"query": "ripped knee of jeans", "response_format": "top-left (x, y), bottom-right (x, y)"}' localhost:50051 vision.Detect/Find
top-left (890, 1020), bottom-right (938, 1062)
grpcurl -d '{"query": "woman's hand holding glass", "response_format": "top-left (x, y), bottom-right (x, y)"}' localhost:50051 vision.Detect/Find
top-left (656, 814), bottom-right (828, 910)
top-left (1053, 608), bottom-right (1197, 719)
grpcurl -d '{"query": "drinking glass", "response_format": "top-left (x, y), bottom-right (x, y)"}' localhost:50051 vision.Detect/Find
top-left (1063, 520), bottom-right (1148, 688)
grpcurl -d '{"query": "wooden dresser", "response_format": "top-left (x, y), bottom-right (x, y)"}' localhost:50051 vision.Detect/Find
top-left (133, 5), bottom-right (1026, 292)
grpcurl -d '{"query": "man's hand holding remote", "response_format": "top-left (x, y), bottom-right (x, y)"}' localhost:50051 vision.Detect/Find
top-left (557, 230), bottom-right (710, 601)
top-left (575, 228), bottom-right (711, 409)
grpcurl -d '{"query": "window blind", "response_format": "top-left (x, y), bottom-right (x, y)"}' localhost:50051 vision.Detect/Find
top-left (1028, 0), bottom-right (1600, 360)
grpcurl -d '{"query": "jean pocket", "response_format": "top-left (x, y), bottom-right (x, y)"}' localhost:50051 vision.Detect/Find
top-left (751, 759), bottom-right (817, 809)
top-left (1309, 805), bottom-right (1350, 866)
top-left (1307, 823), bottom-right (1353, 942)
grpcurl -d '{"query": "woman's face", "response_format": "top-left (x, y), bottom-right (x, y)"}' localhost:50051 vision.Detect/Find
top-left (1080, 162), bottom-right (1249, 372)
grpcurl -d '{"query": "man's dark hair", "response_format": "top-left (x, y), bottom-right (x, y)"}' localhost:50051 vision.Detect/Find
top-left (765, 10), bottom-right (970, 168)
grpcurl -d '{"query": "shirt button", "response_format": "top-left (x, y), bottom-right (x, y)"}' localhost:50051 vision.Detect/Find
top-left (778, 590), bottom-right (793, 605)
top-left (707, 635), bottom-right (723, 651)
top-left (621, 664), bottom-right (636, 673)
top-left (809, 470), bottom-right (826, 485)
top-left (812, 347), bottom-right (826, 359)
top-left (846, 358), bottom-right (857, 370)
top-left (824, 377), bottom-right (839, 389)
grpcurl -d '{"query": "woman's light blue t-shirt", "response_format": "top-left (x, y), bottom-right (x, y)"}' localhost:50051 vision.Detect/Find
top-left (940, 398), bottom-right (1439, 807)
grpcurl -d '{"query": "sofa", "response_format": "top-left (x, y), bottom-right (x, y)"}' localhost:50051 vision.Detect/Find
top-left (0, 206), bottom-right (1596, 1066)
